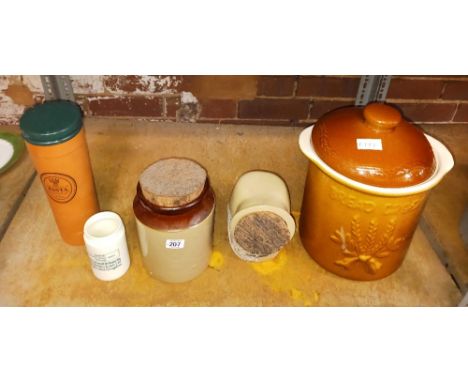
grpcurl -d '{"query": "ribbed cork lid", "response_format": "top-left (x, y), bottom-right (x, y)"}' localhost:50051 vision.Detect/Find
top-left (233, 211), bottom-right (290, 257)
top-left (139, 158), bottom-right (207, 208)
top-left (311, 103), bottom-right (436, 187)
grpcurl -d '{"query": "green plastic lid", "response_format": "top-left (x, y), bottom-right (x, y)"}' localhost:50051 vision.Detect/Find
top-left (19, 101), bottom-right (82, 146)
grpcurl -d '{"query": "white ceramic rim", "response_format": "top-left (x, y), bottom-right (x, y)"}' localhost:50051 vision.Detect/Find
top-left (0, 138), bottom-right (14, 169)
top-left (229, 170), bottom-right (292, 214)
top-left (83, 211), bottom-right (125, 243)
top-left (299, 125), bottom-right (455, 197)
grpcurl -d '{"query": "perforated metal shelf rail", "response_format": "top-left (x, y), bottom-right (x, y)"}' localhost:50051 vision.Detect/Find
top-left (355, 75), bottom-right (392, 106)
top-left (40, 75), bottom-right (75, 101)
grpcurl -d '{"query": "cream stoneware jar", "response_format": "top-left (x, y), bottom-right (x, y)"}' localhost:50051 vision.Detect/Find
top-left (133, 158), bottom-right (215, 283)
top-left (228, 170), bottom-right (296, 262)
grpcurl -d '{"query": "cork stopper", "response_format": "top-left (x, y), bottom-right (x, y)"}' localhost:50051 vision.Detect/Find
top-left (233, 211), bottom-right (290, 257)
top-left (139, 158), bottom-right (207, 208)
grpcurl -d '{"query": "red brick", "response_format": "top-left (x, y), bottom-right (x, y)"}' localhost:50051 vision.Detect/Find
top-left (88, 96), bottom-right (163, 117)
top-left (200, 99), bottom-right (237, 118)
top-left (442, 81), bottom-right (468, 100)
top-left (393, 102), bottom-right (457, 122)
top-left (387, 79), bottom-right (444, 99)
top-left (4, 84), bottom-right (35, 106)
top-left (257, 76), bottom-right (296, 96)
top-left (238, 99), bottom-right (309, 120)
top-left (103, 75), bottom-right (181, 94)
top-left (453, 104), bottom-right (468, 122)
top-left (74, 96), bottom-right (89, 116)
top-left (296, 76), bottom-right (359, 97)
top-left (309, 100), bottom-right (353, 119)
top-left (181, 76), bottom-right (258, 100)
top-left (166, 96), bottom-right (180, 117)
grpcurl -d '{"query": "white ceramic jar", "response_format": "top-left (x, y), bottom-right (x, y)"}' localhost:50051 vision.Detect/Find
top-left (83, 211), bottom-right (131, 281)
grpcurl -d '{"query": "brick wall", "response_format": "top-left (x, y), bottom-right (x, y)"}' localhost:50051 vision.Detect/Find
top-left (1, 75), bottom-right (468, 125)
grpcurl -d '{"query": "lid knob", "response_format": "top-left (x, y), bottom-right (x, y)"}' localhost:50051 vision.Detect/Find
top-left (363, 103), bottom-right (401, 131)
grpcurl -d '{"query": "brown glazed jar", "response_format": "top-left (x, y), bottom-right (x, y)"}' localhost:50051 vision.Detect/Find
top-left (299, 103), bottom-right (454, 281)
top-left (133, 158), bottom-right (215, 283)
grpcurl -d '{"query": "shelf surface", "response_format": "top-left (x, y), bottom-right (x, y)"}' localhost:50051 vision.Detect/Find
top-left (0, 119), bottom-right (461, 306)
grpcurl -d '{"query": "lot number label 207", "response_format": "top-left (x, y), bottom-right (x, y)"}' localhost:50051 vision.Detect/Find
top-left (165, 239), bottom-right (185, 249)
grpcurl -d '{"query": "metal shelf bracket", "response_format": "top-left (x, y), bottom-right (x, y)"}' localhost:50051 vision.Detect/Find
top-left (355, 75), bottom-right (392, 106)
top-left (40, 75), bottom-right (75, 101)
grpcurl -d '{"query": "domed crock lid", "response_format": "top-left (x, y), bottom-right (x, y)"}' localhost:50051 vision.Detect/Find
top-left (311, 102), bottom-right (436, 187)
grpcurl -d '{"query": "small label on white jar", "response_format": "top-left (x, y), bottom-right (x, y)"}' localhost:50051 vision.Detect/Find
top-left (166, 239), bottom-right (185, 249)
top-left (90, 249), bottom-right (122, 271)
top-left (356, 138), bottom-right (383, 151)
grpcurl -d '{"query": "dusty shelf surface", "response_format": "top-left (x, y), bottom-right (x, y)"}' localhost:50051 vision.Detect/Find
top-left (422, 124), bottom-right (468, 291)
top-left (0, 126), bottom-right (35, 240)
top-left (0, 119), bottom-right (461, 306)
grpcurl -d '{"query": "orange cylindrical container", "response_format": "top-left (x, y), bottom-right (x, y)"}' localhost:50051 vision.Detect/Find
top-left (19, 101), bottom-right (99, 245)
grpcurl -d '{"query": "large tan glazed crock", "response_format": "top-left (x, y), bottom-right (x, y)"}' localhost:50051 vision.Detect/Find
top-left (299, 103), bottom-right (454, 281)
